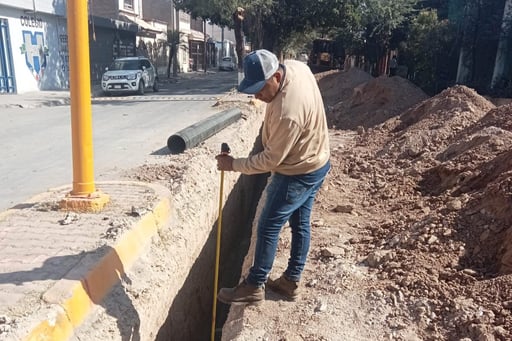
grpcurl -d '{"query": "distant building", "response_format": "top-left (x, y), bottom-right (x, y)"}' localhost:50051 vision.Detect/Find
top-left (0, 0), bottom-right (237, 94)
top-left (0, 0), bottom-right (139, 92)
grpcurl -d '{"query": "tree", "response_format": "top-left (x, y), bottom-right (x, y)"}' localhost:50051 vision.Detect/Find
top-left (358, 0), bottom-right (418, 75)
top-left (403, 9), bottom-right (457, 94)
top-left (233, 7), bottom-right (245, 70)
top-left (456, 0), bottom-right (506, 91)
top-left (173, 0), bottom-right (237, 26)
top-left (166, 29), bottom-right (180, 78)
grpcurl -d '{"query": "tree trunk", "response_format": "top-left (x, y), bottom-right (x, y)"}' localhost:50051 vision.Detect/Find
top-left (167, 44), bottom-right (172, 78)
top-left (456, 0), bottom-right (480, 84)
top-left (167, 44), bottom-right (175, 78)
top-left (491, 0), bottom-right (512, 88)
top-left (173, 10), bottom-right (180, 77)
top-left (233, 7), bottom-right (245, 71)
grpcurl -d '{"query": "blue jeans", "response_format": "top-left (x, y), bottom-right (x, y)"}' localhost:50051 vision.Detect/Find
top-left (246, 160), bottom-right (330, 287)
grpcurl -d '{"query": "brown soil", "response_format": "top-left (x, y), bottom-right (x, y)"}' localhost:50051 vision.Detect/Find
top-left (223, 67), bottom-right (512, 341)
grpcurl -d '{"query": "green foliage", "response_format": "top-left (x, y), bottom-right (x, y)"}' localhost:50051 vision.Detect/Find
top-left (172, 0), bottom-right (504, 96)
top-left (361, 0), bottom-right (418, 51)
top-left (402, 9), bottom-right (457, 94)
top-left (173, 0), bottom-right (418, 57)
top-left (173, 0), bottom-right (237, 26)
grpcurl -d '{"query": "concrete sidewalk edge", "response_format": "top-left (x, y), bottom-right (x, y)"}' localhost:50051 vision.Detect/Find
top-left (15, 181), bottom-right (173, 341)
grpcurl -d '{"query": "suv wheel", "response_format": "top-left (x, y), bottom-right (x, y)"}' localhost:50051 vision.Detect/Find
top-left (153, 78), bottom-right (159, 92)
top-left (137, 80), bottom-right (145, 95)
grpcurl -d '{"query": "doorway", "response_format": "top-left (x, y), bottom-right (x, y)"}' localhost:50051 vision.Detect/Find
top-left (0, 18), bottom-right (16, 93)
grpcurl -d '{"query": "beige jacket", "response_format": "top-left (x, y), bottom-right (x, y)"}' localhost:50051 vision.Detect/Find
top-left (233, 60), bottom-right (330, 175)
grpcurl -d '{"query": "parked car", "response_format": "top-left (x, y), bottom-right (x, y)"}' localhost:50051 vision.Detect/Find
top-left (219, 56), bottom-right (236, 71)
top-left (101, 56), bottom-right (158, 96)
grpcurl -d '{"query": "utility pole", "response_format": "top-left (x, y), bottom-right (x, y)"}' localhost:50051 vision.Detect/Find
top-left (221, 26), bottom-right (224, 57)
top-left (203, 19), bottom-right (207, 72)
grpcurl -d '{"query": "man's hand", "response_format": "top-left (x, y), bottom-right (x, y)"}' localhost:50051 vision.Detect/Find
top-left (216, 154), bottom-right (234, 171)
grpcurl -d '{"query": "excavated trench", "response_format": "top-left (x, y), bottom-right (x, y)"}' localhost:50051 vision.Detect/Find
top-left (155, 145), bottom-right (268, 340)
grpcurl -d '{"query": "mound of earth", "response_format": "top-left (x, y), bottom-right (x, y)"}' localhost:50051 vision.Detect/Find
top-left (316, 67), bottom-right (373, 107)
top-left (326, 74), bottom-right (428, 130)
top-left (379, 85), bottom-right (496, 163)
top-left (332, 83), bottom-right (512, 340)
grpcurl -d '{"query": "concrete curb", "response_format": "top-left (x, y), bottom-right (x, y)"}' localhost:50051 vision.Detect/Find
top-left (17, 181), bottom-right (172, 341)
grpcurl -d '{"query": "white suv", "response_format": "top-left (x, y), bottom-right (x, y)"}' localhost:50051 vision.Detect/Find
top-left (101, 56), bottom-right (159, 96)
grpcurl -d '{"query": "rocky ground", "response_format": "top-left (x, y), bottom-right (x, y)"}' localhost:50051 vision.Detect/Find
top-left (221, 68), bottom-right (512, 341)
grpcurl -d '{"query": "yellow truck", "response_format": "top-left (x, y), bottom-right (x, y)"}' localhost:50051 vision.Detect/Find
top-left (307, 39), bottom-right (345, 73)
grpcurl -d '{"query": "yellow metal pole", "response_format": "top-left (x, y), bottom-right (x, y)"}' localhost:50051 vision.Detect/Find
top-left (60, 0), bottom-right (109, 212)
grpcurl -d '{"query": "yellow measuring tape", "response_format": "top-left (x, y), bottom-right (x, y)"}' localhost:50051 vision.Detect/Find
top-left (211, 143), bottom-right (230, 341)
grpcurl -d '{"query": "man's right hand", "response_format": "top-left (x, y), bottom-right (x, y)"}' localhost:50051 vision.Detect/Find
top-left (216, 154), bottom-right (234, 171)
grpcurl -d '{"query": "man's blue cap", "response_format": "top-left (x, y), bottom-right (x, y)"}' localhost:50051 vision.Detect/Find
top-left (238, 49), bottom-right (279, 94)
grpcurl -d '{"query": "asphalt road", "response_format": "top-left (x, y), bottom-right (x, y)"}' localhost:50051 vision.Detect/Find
top-left (0, 70), bottom-right (239, 211)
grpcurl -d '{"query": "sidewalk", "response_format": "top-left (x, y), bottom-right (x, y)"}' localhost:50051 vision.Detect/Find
top-left (0, 181), bottom-right (172, 341)
top-left (0, 90), bottom-right (73, 109)
top-left (0, 85), bottom-right (102, 109)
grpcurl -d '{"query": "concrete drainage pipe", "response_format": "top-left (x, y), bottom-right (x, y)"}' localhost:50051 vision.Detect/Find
top-left (167, 108), bottom-right (242, 154)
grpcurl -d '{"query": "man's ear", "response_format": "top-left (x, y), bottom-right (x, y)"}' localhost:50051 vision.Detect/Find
top-left (274, 71), bottom-right (282, 83)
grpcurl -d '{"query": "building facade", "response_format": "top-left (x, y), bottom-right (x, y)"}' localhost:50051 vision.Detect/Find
top-left (0, 0), bottom-right (140, 93)
top-left (0, 0), bottom-right (69, 93)
top-left (0, 0), bottom-right (237, 94)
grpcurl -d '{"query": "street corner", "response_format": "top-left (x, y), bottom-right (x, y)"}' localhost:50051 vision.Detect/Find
top-left (0, 181), bottom-right (173, 341)
top-left (0, 85), bottom-right (104, 109)
top-left (0, 92), bottom-right (71, 109)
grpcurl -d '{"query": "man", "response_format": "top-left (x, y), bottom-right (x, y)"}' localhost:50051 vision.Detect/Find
top-left (216, 49), bottom-right (330, 305)
top-left (389, 55), bottom-right (398, 76)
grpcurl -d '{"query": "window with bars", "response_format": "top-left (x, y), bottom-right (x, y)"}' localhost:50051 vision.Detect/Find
top-left (124, 0), bottom-right (134, 10)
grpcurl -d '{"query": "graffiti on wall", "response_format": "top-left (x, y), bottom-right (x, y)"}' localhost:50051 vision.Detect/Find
top-left (59, 34), bottom-right (69, 73)
top-left (19, 15), bottom-right (48, 83)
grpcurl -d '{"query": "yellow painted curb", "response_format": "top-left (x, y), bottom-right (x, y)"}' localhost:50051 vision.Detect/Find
top-left (23, 195), bottom-right (172, 341)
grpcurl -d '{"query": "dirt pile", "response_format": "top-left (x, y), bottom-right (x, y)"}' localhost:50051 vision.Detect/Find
top-left (327, 76), bottom-right (512, 339)
top-left (319, 71), bottom-right (428, 130)
top-left (316, 68), bottom-right (373, 107)
top-left (379, 85), bottom-right (496, 166)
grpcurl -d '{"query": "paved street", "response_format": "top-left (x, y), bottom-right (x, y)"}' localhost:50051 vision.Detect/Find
top-left (0, 70), bottom-right (239, 211)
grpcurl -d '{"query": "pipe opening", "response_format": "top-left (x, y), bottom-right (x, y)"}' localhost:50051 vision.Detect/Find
top-left (166, 135), bottom-right (186, 154)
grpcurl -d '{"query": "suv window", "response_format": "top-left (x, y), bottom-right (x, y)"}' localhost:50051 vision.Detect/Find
top-left (141, 60), bottom-right (151, 69)
top-left (110, 60), bottom-right (139, 71)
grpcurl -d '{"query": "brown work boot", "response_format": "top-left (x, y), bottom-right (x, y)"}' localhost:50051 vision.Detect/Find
top-left (217, 279), bottom-right (264, 305)
top-left (267, 274), bottom-right (300, 301)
